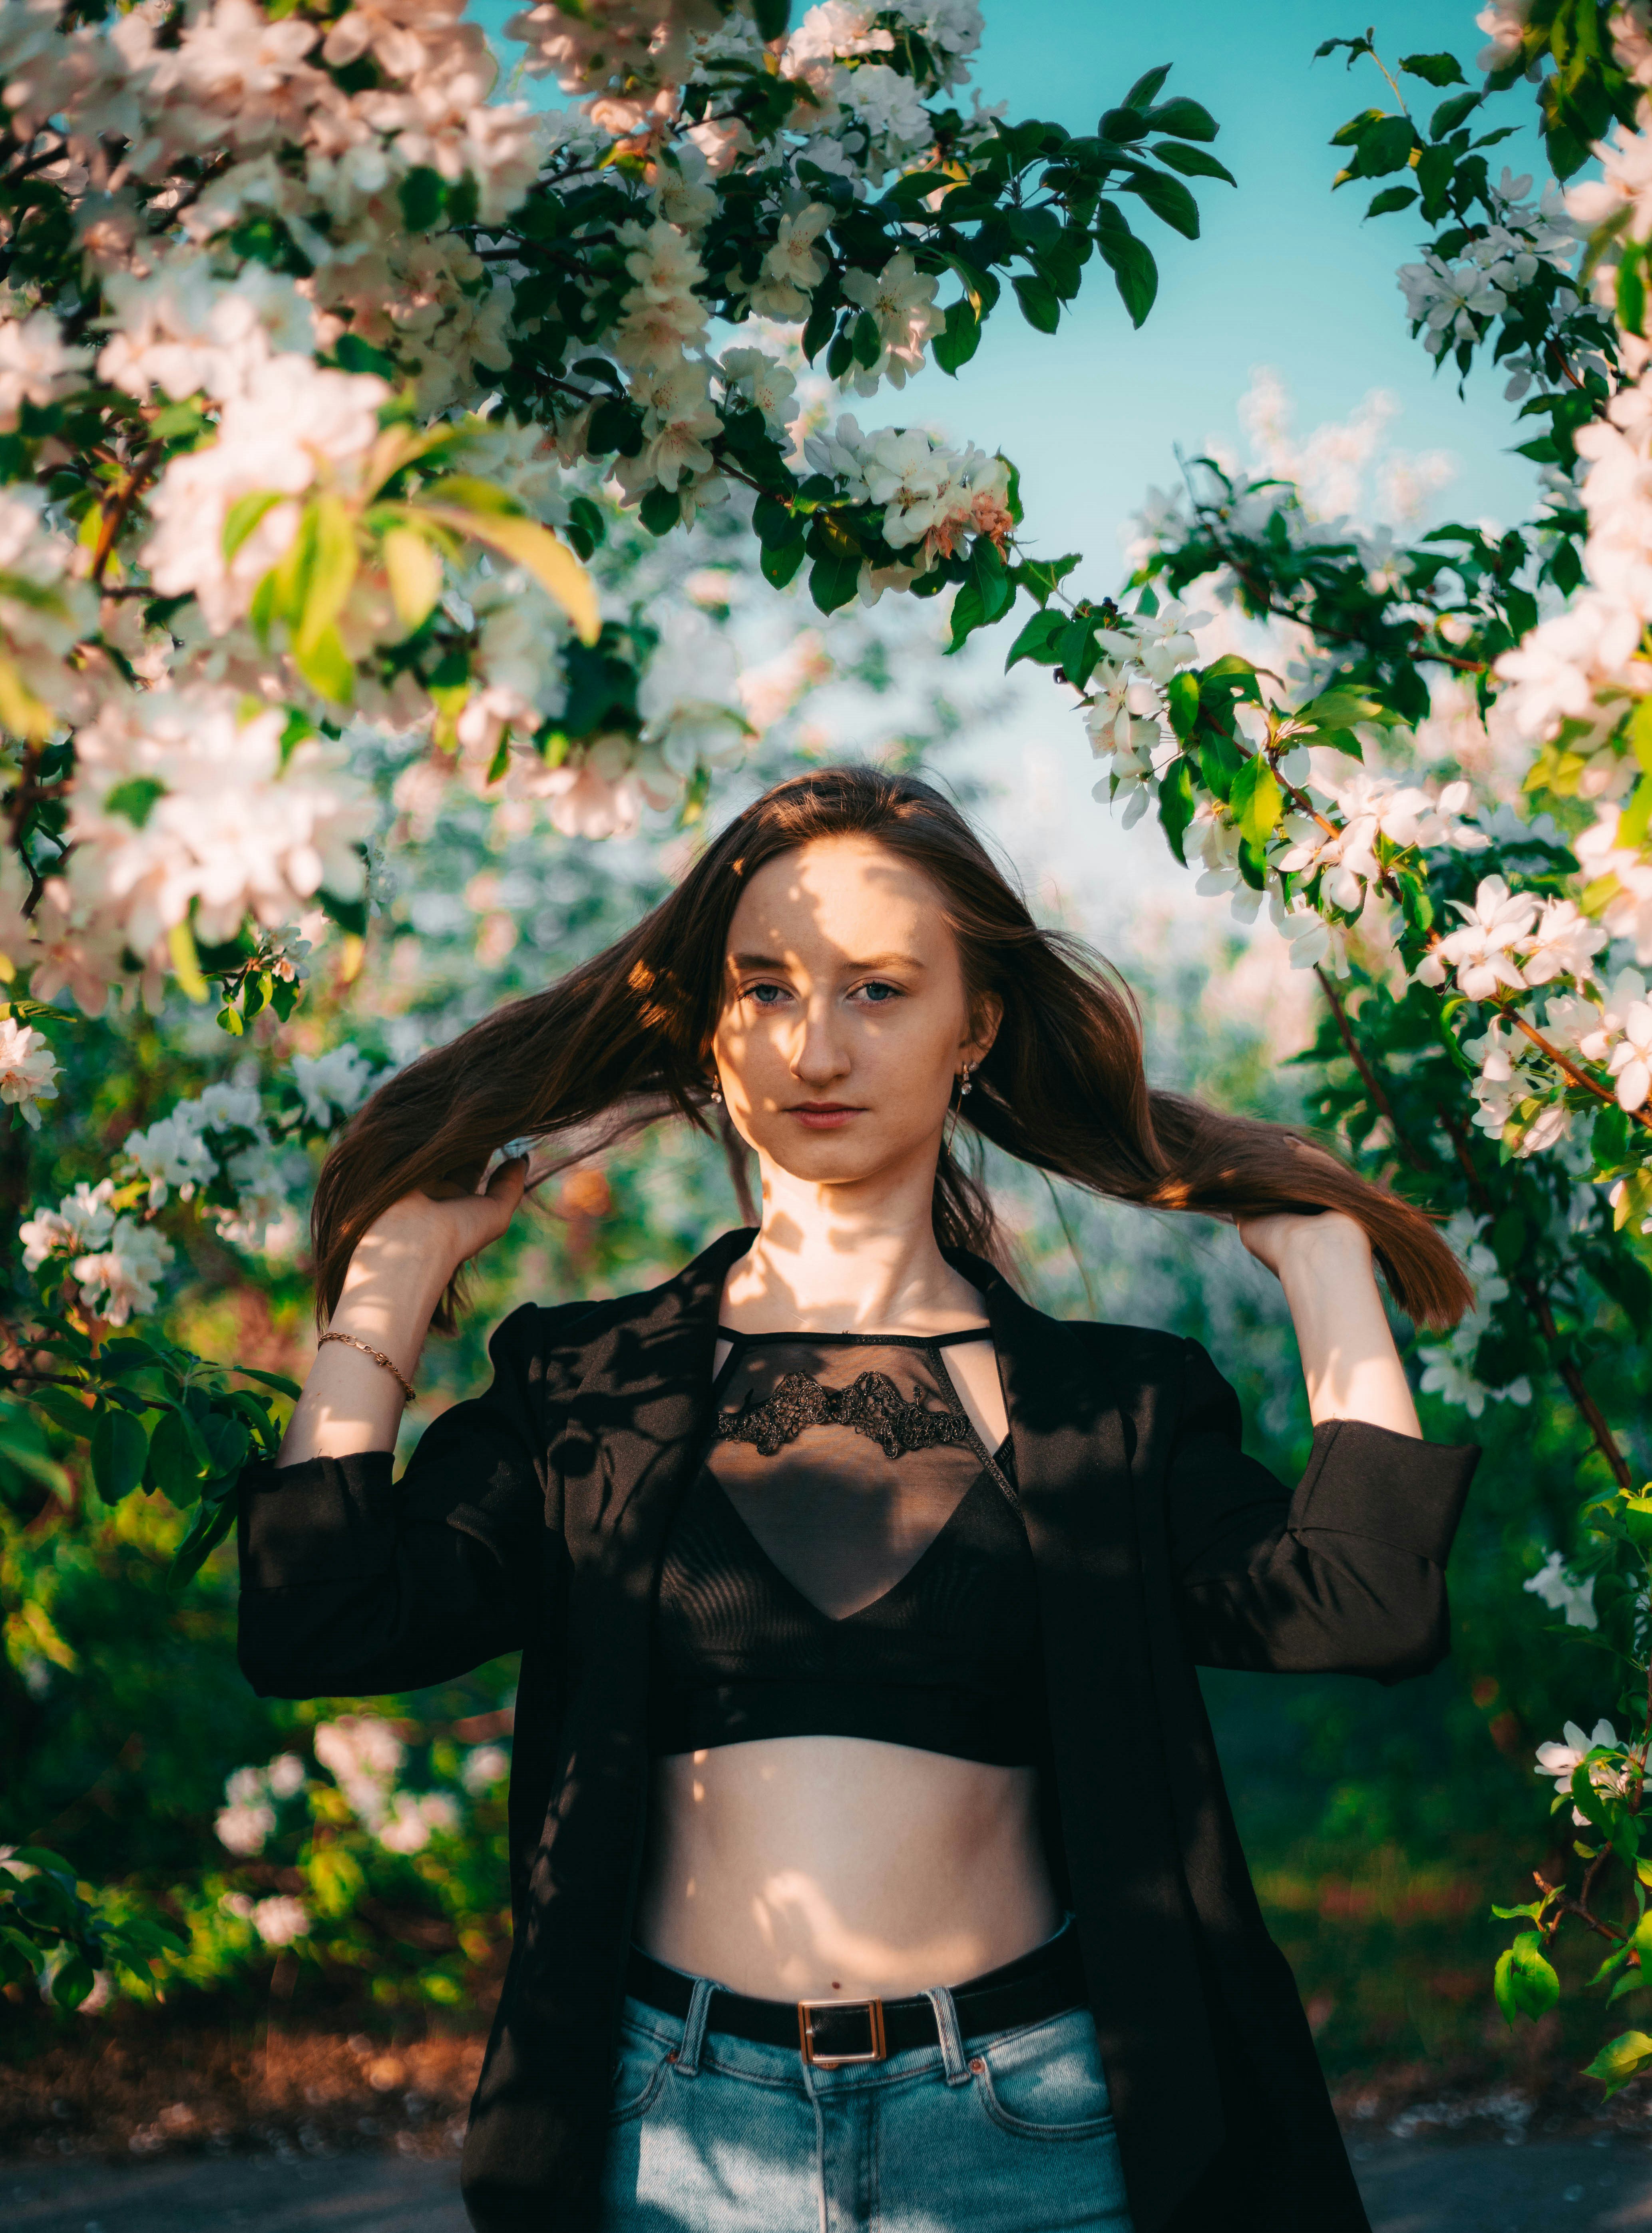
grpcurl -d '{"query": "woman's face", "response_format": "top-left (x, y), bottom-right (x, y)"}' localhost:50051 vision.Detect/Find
top-left (712, 835), bottom-right (998, 1189)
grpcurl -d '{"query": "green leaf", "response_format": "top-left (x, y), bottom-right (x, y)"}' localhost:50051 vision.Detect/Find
top-left (1005, 609), bottom-right (1067, 670)
top-left (398, 165), bottom-right (446, 231)
top-left (333, 333), bottom-right (397, 379)
top-left (1365, 186), bottom-right (1418, 218)
top-left (424, 502), bottom-right (600, 643)
top-left (147, 1406), bottom-right (210, 1507)
top-left (759, 536), bottom-right (807, 590)
top-left (291, 623), bottom-right (353, 707)
top-left (222, 490), bottom-right (285, 562)
top-left (1431, 90), bottom-right (1483, 139)
top-left (318, 885), bottom-right (368, 938)
top-left (103, 776), bottom-right (167, 830)
top-left (1011, 273), bottom-right (1061, 332)
top-left (1297, 685), bottom-right (1401, 733)
top-left (1122, 169), bottom-right (1200, 239)
top-left (1093, 215), bottom-right (1158, 326)
top-left (1495, 1930), bottom-right (1560, 2025)
top-left (1151, 142), bottom-right (1236, 186)
top-left (1338, 113), bottom-right (1418, 181)
top-left (1585, 2030), bottom-right (1652, 2098)
top-left (932, 299), bottom-right (981, 375)
top-left (0, 1407), bottom-right (71, 1500)
top-left (1399, 51), bottom-right (1466, 86)
top-left (637, 484), bottom-right (683, 536)
top-left (90, 1410), bottom-right (148, 1503)
top-left (1232, 755), bottom-right (1283, 846)
top-left (753, 492), bottom-right (798, 548)
top-left (232, 1364), bottom-right (302, 1399)
top-left (946, 581), bottom-right (986, 652)
top-left (1628, 695), bottom-right (1652, 775)
top-left (169, 1490), bottom-right (240, 1591)
top-left (1121, 65), bottom-right (1172, 113)
top-left (1156, 755), bottom-right (1196, 865)
top-left (1141, 96), bottom-right (1218, 141)
top-left (750, 0), bottom-right (790, 38)
top-left (147, 401), bottom-right (209, 442)
top-left (808, 551), bottom-right (860, 615)
top-left (1164, 670), bottom-right (1200, 741)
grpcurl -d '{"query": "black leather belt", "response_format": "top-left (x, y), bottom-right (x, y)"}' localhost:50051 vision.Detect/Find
top-left (625, 1922), bottom-right (1087, 2070)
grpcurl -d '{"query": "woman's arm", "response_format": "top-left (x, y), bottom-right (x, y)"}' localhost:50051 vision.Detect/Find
top-left (280, 1157), bottom-right (529, 1463)
top-left (1236, 1207), bottom-right (1422, 1440)
top-left (237, 1157), bottom-right (541, 1699)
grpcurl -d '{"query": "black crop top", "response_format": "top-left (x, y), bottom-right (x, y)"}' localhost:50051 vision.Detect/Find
top-left (646, 1330), bottom-right (1047, 1768)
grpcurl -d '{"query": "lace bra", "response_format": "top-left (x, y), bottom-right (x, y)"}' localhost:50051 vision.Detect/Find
top-left (645, 1329), bottom-right (1047, 1769)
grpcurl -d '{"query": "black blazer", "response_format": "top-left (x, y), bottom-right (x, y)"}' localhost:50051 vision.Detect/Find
top-left (236, 1228), bottom-right (1478, 2233)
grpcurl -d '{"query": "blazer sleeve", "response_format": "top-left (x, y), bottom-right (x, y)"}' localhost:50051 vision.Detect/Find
top-left (236, 1301), bottom-right (554, 1699)
top-left (1162, 1337), bottom-right (1479, 1682)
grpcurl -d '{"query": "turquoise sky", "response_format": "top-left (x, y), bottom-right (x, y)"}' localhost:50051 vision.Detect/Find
top-left (874, 0), bottom-right (1544, 569)
top-left (472, 2), bottom-right (1554, 934)
top-left (478, 0), bottom-right (1547, 570)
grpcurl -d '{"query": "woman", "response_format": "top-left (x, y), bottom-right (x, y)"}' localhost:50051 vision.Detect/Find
top-left (238, 767), bottom-right (1479, 2233)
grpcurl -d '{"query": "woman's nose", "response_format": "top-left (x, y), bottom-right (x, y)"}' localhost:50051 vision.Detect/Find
top-left (791, 1002), bottom-right (848, 1083)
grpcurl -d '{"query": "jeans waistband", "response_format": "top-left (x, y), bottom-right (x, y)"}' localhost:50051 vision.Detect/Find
top-left (625, 1918), bottom-right (1086, 2066)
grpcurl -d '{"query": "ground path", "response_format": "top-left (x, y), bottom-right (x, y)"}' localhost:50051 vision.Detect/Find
top-left (8, 2139), bottom-right (1652, 2231)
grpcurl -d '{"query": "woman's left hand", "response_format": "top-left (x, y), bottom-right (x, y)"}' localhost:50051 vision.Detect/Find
top-left (1235, 1203), bottom-right (1420, 1437)
top-left (1236, 1205), bottom-right (1371, 1283)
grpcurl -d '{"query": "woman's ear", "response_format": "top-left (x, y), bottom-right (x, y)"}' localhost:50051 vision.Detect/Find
top-left (966, 991), bottom-right (1004, 1067)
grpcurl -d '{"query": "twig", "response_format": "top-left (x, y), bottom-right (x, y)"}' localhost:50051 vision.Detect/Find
top-left (1314, 982), bottom-right (1637, 1492)
top-left (90, 441), bottom-right (162, 584)
top-left (1313, 967), bottom-right (1435, 1176)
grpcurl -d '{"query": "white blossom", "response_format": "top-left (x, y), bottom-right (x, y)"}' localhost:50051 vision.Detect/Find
top-left (0, 310), bottom-right (90, 428)
top-left (19, 1179), bottom-right (117, 1271)
top-left (290, 1044), bottom-right (383, 1128)
top-left (1519, 896), bottom-right (1607, 985)
top-left (461, 1744), bottom-right (510, 1794)
top-left (70, 1216), bottom-right (174, 1326)
top-left (1607, 1000), bottom-right (1652, 1111)
top-left (250, 1894), bottom-right (310, 1947)
top-left (1413, 875), bottom-right (1539, 999)
top-left (314, 1714), bottom-right (404, 1827)
top-left (374, 1789), bottom-right (460, 1854)
top-left (1525, 1552), bottom-right (1599, 1629)
top-left (0, 1020), bottom-right (60, 1128)
top-left (838, 252), bottom-right (944, 393)
top-left (719, 346), bottom-right (799, 432)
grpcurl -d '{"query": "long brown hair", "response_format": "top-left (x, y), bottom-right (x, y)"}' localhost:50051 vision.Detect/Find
top-left (312, 765), bottom-right (1472, 1328)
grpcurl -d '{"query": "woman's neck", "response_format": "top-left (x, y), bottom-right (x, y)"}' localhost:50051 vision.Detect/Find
top-left (721, 1157), bottom-right (987, 1333)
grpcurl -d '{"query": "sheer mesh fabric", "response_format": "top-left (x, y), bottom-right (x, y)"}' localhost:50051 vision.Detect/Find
top-left (646, 1332), bottom-right (1046, 1767)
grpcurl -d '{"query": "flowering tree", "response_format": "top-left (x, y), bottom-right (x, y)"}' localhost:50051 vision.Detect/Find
top-left (0, 0), bottom-right (1235, 1999)
top-left (1046, 3), bottom-right (1652, 2094)
top-left (12, 0), bottom-right (1652, 2110)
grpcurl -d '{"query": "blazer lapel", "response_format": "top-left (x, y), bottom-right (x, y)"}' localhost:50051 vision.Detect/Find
top-left (980, 1263), bottom-right (1226, 2225)
top-left (466, 1232), bottom-right (759, 2216)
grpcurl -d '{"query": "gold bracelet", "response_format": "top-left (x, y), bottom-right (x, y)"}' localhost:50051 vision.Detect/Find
top-left (318, 1331), bottom-right (416, 1403)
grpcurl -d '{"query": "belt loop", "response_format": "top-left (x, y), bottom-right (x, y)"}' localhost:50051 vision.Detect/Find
top-left (924, 1984), bottom-right (970, 2085)
top-left (677, 1975), bottom-right (715, 2077)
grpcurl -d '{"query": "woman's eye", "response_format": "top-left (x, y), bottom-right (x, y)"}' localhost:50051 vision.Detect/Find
top-left (856, 981), bottom-right (900, 1004)
top-left (746, 983), bottom-right (788, 1006)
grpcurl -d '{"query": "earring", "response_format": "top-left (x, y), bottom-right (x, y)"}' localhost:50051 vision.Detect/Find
top-left (944, 1062), bottom-right (971, 1155)
top-left (709, 1074), bottom-right (723, 1106)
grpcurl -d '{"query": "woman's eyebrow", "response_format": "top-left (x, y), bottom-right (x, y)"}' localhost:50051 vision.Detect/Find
top-left (729, 950), bottom-right (927, 972)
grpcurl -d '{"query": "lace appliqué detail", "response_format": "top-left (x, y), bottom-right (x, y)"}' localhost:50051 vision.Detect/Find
top-left (715, 1371), bottom-right (976, 1461)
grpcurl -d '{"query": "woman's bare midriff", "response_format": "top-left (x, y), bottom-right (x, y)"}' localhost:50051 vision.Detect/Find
top-left (632, 1735), bottom-right (1061, 2001)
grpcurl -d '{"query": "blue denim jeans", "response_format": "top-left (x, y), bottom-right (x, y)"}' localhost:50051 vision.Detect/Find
top-left (596, 1962), bottom-right (1136, 2232)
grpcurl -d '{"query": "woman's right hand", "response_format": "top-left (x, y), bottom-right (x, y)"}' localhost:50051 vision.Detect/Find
top-left (278, 1156), bottom-right (531, 1467)
top-left (349, 1154), bottom-right (531, 1291)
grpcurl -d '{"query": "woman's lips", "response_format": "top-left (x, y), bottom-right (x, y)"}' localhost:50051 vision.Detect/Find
top-left (790, 1103), bottom-right (864, 1130)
